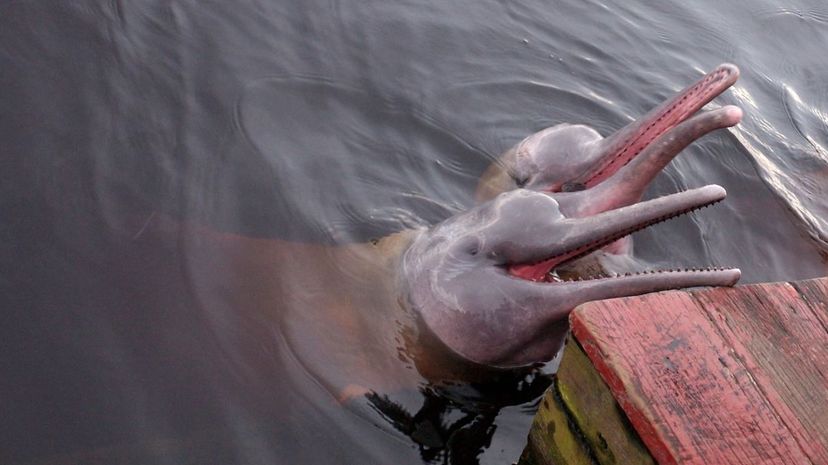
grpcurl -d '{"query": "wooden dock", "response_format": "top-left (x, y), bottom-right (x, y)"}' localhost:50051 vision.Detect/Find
top-left (520, 277), bottom-right (828, 465)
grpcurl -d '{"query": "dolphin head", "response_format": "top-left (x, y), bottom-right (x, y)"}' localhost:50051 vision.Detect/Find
top-left (481, 63), bottom-right (742, 277)
top-left (403, 65), bottom-right (742, 368)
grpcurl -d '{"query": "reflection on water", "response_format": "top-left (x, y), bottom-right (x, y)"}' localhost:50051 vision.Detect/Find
top-left (2, 0), bottom-right (827, 464)
top-left (366, 372), bottom-right (550, 464)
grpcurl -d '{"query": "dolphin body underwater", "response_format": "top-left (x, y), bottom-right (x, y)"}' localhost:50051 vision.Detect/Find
top-left (155, 64), bottom-right (742, 402)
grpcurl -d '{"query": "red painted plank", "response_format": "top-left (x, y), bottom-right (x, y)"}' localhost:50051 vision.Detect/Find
top-left (692, 283), bottom-right (828, 463)
top-left (571, 289), bottom-right (814, 465)
top-left (791, 277), bottom-right (828, 332)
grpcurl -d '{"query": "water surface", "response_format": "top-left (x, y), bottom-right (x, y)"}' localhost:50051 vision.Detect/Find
top-left (2, 0), bottom-right (828, 463)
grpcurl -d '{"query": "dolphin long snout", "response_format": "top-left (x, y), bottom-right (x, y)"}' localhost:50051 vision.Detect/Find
top-left (579, 63), bottom-right (741, 190)
top-left (573, 105), bottom-right (743, 217)
top-left (508, 185), bottom-right (732, 281)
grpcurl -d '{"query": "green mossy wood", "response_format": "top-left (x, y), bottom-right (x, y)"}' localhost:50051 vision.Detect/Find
top-left (518, 380), bottom-right (594, 465)
top-left (556, 340), bottom-right (655, 465)
top-left (519, 339), bottom-right (656, 465)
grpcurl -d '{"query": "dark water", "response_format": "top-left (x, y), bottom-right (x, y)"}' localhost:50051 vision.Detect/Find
top-left (3, 0), bottom-right (828, 464)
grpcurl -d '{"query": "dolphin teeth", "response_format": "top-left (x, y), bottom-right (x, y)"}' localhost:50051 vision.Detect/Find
top-left (538, 198), bottom-right (724, 272)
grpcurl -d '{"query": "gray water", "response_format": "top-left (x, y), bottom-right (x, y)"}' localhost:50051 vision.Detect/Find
top-left (2, 1), bottom-right (828, 464)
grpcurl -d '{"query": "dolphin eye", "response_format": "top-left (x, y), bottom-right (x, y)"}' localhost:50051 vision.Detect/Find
top-left (561, 181), bottom-right (586, 192)
top-left (454, 236), bottom-right (481, 256)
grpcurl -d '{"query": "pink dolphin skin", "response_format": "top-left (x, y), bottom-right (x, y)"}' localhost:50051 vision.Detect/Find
top-left (402, 65), bottom-right (742, 367)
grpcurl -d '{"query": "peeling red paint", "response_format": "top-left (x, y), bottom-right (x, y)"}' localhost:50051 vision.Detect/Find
top-left (570, 277), bottom-right (828, 465)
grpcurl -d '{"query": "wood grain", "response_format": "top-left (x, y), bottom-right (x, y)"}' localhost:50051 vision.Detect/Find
top-left (570, 279), bottom-right (828, 465)
top-left (791, 278), bottom-right (828, 332)
top-left (693, 281), bottom-right (828, 463)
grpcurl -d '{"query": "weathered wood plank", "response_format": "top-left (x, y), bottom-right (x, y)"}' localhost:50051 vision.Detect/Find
top-left (520, 381), bottom-right (595, 465)
top-left (570, 290), bottom-right (813, 465)
top-left (791, 277), bottom-right (828, 332)
top-left (519, 335), bottom-right (659, 465)
top-left (692, 282), bottom-right (828, 463)
top-left (556, 339), bottom-right (655, 465)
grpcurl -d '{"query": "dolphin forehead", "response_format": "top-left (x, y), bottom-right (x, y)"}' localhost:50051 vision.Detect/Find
top-left (517, 124), bottom-right (603, 188)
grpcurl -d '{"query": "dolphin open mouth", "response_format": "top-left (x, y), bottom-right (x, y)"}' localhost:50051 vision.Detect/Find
top-left (509, 185), bottom-right (740, 285)
top-left (573, 64), bottom-right (740, 190)
top-left (508, 64), bottom-right (742, 284)
top-left (541, 187), bottom-right (724, 277)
